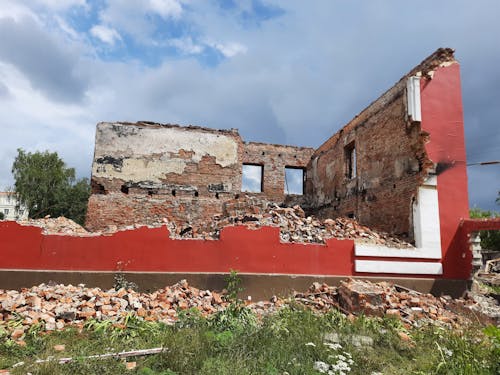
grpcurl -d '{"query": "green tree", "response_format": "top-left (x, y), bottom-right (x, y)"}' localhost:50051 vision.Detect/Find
top-left (470, 207), bottom-right (500, 251)
top-left (11, 149), bottom-right (90, 225)
top-left (0, 212), bottom-right (4, 220)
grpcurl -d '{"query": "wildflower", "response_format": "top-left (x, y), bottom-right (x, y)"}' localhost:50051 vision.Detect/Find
top-left (305, 342), bottom-right (316, 347)
top-left (313, 361), bottom-right (330, 373)
top-left (324, 342), bottom-right (342, 350)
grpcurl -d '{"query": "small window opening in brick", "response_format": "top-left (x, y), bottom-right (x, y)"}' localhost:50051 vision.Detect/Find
top-left (284, 167), bottom-right (305, 195)
top-left (91, 181), bottom-right (107, 195)
top-left (345, 142), bottom-right (356, 179)
top-left (148, 190), bottom-right (155, 196)
top-left (194, 191), bottom-right (199, 197)
top-left (235, 194), bottom-right (240, 199)
top-left (171, 189), bottom-right (176, 197)
top-left (242, 164), bottom-right (263, 193)
top-left (120, 185), bottom-right (129, 194)
top-left (261, 151), bottom-right (265, 155)
top-left (215, 192), bottom-right (219, 199)
top-left (393, 184), bottom-right (396, 189)
top-left (347, 212), bottom-right (355, 219)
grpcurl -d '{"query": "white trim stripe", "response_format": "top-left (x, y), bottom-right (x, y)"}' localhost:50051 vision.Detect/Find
top-left (355, 260), bottom-right (443, 275)
top-left (354, 243), bottom-right (441, 259)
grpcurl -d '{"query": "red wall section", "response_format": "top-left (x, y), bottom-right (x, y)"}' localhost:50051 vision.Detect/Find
top-left (0, 222), bottom-right (354, 276)
top-left (420, 63), bottom-right (471, 279)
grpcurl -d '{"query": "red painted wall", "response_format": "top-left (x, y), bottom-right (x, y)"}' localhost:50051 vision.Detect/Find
top-left (420, 63), bottom-right (471, 279)
top-left (0, 222), bottom-right (354, 276)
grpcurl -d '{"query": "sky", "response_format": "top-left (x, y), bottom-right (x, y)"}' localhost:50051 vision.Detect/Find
top-left (0, 0), bottom-right (498, 210)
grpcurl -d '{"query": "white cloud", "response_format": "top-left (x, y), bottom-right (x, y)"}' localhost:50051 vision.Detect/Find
top-left (90, 24), bottom-right (122, 45)
top-left (209, 41), bottom-right (248, 58)
top-left (0, 1), bottom-right (39, 22)
top-left (168, 37), bottom-right (204, 54)
top-left (148, 0), bottom-right (182, 19)
top-left (29, 0), bottom-right (87, 11)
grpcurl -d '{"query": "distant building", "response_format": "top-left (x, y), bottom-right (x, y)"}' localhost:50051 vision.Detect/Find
top-left (0, 192), bottom-right (28, 220)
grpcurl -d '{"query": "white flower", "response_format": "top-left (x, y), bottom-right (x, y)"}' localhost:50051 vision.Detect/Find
top-left (305, 342), bottom-right (316, 347)
top-left (313, 361), bottom-right (330, 373)
top-left (324, 342), bottom-right (342, 350)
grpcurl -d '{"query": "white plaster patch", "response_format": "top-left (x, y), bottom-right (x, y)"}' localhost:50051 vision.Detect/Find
top-left (93, 123), bottom-right (239, 181)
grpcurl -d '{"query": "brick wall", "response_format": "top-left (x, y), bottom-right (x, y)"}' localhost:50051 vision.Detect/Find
top-left (242, 142), bottom-right (314, 202)
top-left (305, 48), bottom-right (456, 240)
top-left (86, 122), bottom-right (313, 231)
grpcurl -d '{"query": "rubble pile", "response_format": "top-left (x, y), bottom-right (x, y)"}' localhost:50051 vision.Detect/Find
top-left (18, 217), bottom-right (93, 236)
top-left (174, 204), bottom-right (413, 248)
top-left (337, 279), bottom-right (463, 326)
top-left (0, 280), bottom-right (227, 340)
top-left (13, 203), bottom-right (412, 247)
top-left (2, 279), bottom-right (498, 343)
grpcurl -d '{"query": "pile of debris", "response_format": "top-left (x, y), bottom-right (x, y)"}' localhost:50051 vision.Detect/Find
top-left (0, 280), bottom-right (227, 341)
top-left (1, 279), bottom-right (498, 343)
top-left (13, 203), bottom-right (412, 247)
top-left (173, 204), bottom-right (413, 248)
top-left (18, 217), bottom-right (93, 236)
top-left (297, 279), bottom-right (500, 326)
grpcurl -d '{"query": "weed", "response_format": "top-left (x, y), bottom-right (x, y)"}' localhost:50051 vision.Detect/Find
top-left (224, 269), bottom-right (243, 302)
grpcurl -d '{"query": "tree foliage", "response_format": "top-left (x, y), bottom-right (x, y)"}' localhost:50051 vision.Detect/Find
top-left (11, 149), bottom-right (90, 225)
top-left (470, 207), bottom-right (500, 251)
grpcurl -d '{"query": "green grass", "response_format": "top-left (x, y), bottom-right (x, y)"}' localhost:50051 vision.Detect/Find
top-left (1, 303), bottom-right (498, 375)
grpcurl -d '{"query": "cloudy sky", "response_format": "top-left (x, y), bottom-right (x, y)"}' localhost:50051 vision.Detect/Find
top-left (0, 0), bottom-right (498, 210)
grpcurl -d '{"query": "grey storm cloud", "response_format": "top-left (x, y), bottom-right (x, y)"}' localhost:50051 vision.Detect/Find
top-left (0, 16), bottom-right (88, 103)
top-left (0, 81), bottom-right (10, 98)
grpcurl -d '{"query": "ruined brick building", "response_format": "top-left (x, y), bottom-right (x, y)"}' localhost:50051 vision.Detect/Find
top-left (6, 48), bottom-right (500, 294)
top-left (86, 48), bottom-right (462, 246)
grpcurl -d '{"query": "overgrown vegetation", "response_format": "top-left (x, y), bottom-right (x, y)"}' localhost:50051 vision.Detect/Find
top-left (1, 306), bottom-right (498, 375)
top-left (11, 148), bottom-right (90, 225)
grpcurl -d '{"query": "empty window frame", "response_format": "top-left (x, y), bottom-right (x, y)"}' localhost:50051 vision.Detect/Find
top-left (242, 164), bottom-right (263, 192)
top-left (284, 167), bottom-right (305, 195)
top-left (345, 142), bottom-right (356, 179)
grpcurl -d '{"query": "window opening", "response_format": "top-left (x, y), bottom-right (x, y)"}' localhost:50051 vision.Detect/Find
top-left (242, 164), bottom-right (263, 192)
top-left (345, 142), bottom-right (356, 179)
top-left (284, 167), bottom-right (305, 195)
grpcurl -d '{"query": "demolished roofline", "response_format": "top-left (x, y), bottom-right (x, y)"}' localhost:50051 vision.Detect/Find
top-left (314, 48), bottom-right (456, 156)
top-left (244, 141), bottom-right (315, 151)
top-left (97, 121), bottom-right (241, 137)
top-left (96, 122), bottom-right (314, 150)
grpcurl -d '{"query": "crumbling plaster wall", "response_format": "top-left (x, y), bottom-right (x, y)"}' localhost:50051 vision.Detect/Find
top-left (86, 122), bottom-right (313, 231)
top-left (305, 48), bottom-right (457, 241)
top-left (91, 122), bottom-right (243, 196)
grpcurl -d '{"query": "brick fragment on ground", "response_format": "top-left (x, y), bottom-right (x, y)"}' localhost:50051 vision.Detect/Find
top-left (1, 278), bottom-right (498, 343)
